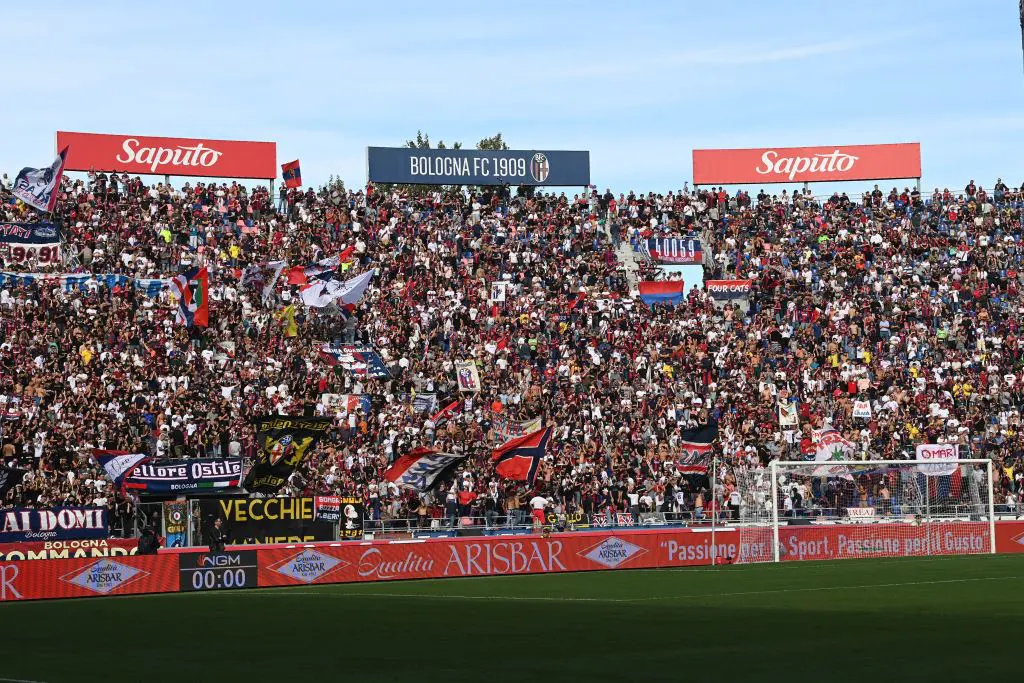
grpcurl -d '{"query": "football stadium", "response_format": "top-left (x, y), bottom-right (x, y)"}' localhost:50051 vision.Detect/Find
top-left (2, 2), bottom-right (1024, 681)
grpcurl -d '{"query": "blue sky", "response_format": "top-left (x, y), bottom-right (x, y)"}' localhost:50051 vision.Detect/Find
top-left (4, 0), bottom-right (1024, 195)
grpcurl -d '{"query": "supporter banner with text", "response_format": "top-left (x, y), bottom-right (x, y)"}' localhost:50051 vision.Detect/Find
top-left (692, 143), bottom-right (922, 185)
top-left (126, 457), bottom-right (243, 495)
top-left (0, 538), bottom-right (138, 561)
top-left (198, 497), bottom-right (335, 545)
top-left (0, 222), bottom-right (61, 266)
top-left (56, 131), bottom-right (277, 179)
top-left (0, 507), bottom-right (108, 543)
top-left (367, 147), bottom-right (590, 186)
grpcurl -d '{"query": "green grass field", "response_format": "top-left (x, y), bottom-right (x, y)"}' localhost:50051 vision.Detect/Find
top-left (1, 555), bottom-right (1022, 683)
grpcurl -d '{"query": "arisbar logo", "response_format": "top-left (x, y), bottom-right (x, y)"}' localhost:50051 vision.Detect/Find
top-left (1011, 532), bottom-right (1024, 547)
top-left (530, 153), bottom-right (550, 183)
top-left (579, 536), bottom-right (646, 569)
top-left (60, 559), bottom-right (148, 594)
top-left (269, 550), bottom-right (347, 583)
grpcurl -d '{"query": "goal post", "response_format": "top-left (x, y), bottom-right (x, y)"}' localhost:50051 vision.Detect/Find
top-left (731, 459), bottom-right (995, 564)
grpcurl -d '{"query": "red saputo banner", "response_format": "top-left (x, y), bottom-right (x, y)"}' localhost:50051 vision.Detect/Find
top-left (4, 522), bottom-right (1024, 601)
top-left (692, 143), bottom-right (921, 185)
top-left (56, 131), bottom-right (277, 179)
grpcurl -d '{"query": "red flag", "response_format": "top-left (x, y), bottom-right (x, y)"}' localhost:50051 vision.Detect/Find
top-left (492, 427), bottom-right (552, 483)
top-left (281, 160), bottom-right (302, 188)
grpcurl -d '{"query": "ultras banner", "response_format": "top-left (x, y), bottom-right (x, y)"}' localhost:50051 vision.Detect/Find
top-left (244, 415), bottom-right (332, 493)
top-left (197, 498), bottom-right (336, 545)
top-left (367, 147), bottom-right (590, 186)
top-left (692, 143), bottom-right (921, 185)
top-left (0, 507), bottom-right (108, 543)
top-left (56, 131), bottom-right (277, 179)
top-left (0, 222), bottom-right (61, 266)
top-left (126, 457), bottom-right (243, 494)
top-left (0, 538), bottom-right (138, 561)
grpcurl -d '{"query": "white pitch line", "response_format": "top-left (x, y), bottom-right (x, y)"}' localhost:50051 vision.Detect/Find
top-left (247, 574), bottom-right (1020, 604)
top-left (0, 677), bottom-right (51, 683)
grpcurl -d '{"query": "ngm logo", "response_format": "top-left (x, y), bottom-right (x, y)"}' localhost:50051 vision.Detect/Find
top-left (196, 554), bottom-right (242, 568)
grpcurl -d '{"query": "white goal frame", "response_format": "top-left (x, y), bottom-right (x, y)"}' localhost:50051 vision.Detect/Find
top-left (768, 459), bottom-right (996, 563)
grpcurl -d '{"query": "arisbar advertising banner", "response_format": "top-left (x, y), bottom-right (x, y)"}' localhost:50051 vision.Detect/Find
top-left (367, 147), bottom-right (590, 186)
top-left (55, 131), bottom-right (277, 179)
top-left (3, 522), bottom-right (1024, 601)
top-left (0, 555), bottom-right (176, 601)
top-left (198, 498), bottom-right (335, 545)
top-left (0, 507), bottom-right (108, 543)
top-left (692, 143), bottom-right (921, 185)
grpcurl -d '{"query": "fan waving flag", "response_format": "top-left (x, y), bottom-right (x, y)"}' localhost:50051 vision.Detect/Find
top-left (0, 465), bottom-right (27, 500)
top-left (169, 267), bottom-right (209, 327)
top-left (91, 450), bottom-right (150, 491)
top-left (492, 427), bottom-right (552, 484)
top-left (282, 159), bottom-right (302, 188)
top-left (301, 269), bottom-right (374, 308)
top-left (638, 280), bottom-right (685, 306)
top-left (384, 447), bottom-right (466, 492)
top-left (677, 419), bottom-right (718, 473)
top-left (13, 147), bottom-right (68, 212)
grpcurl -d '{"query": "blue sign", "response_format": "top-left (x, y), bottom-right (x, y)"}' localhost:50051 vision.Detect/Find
top-left (0, 222), bottom-right (61, 245)
top-left (0, 507), bottom-right (108, 543)
top-left (126, 458), bottom-right (244, 495)
top-left (367, 147), bottom-right (590, 186)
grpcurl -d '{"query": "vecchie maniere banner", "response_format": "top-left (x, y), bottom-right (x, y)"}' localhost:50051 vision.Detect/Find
top-left (244, 416), bottom-right (332, 493)
top-left (126, 458), bottom-right (243, 495)
top-left (0, 222), bottom-right (61, 266)
top-left (367, 147), bottom-right (590, 186)
top-left (199, 498), bottom-right (335, 545)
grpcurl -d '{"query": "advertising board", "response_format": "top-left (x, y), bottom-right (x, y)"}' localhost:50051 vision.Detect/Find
top-left (56, 131), bottom-right (277, 179)
top-left (692, 143), bottom-right (921, 185)
top-left (367, 147), bottom-right (590, 186)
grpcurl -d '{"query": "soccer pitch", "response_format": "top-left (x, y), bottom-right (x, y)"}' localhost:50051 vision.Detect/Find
top-left (2, 555), bottom-right (1021, 683)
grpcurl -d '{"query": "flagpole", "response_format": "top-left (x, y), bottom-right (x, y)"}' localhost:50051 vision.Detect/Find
top-left (710, 452), bottom-right (717, 567)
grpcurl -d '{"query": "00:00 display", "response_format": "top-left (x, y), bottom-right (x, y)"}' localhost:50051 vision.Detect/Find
top-left (191, 568), bottom-right (248, 590)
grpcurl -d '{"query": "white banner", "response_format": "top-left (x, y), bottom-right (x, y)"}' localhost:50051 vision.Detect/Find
top-left (778, 401), bottom-right (798, 426)
top-left (455, 361), bottom-right (481, 393)
top-left (852, 400), bottom-right (871, 419)
top-left (916, 444), bottom-right (959, 476)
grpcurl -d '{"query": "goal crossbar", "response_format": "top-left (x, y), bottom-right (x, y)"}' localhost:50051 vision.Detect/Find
top-left (763, 458), bottom-right (995, 562)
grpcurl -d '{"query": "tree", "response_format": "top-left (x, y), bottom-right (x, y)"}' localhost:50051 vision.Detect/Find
top-left (405, 131), bottom-right (462, 150)
top-left (476, 133), bottom-right (509, 151)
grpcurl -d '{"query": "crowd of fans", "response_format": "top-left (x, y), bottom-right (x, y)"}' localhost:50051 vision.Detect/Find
top-left (1, 168), bottom-right (1022, 537)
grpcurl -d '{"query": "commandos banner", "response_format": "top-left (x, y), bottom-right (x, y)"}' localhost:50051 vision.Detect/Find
top-left (244, 416), bottom-right (332, 493)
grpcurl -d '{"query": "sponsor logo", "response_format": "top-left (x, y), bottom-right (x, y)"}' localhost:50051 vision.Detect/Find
top-left (115, 138), bottom-right (223, 173)
top-left (1011, 532), bottom-right (1024, 547)
top-left (196, 554), bottom-right (242, 568)
top-left (357, 547), bottom-right (435, 580)
top-left (60, 559), bottom-right (147, 594)
top-left (0, 564), bottom-right (20, 600)
top-left (755, 149), bottom-right (858, 181)
top-left (32, 225), bottom-right (58, 239)
top-left (269, 550), bottom-right (347, 583)
top-left (530, 153), bottom-right (550, 183)
top-left (579, 537), bottom-right (646, 569)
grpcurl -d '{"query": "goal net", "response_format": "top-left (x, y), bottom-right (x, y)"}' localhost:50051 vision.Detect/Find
top-left (731, 459), bottom-right (995, 563)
